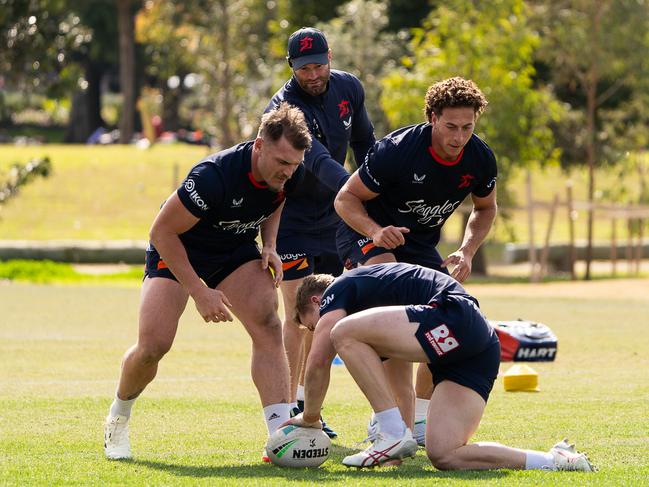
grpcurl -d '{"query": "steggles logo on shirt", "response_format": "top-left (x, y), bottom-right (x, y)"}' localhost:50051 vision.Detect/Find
top-left (397, 198), bottom-right (462, 226)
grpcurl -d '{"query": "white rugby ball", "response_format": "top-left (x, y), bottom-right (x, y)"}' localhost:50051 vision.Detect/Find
top-left (266, 425), bottom-right (331, 467)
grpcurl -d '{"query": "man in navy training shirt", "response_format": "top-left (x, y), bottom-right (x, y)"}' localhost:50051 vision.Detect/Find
top-left (335, 77), bottom-right (498, 444)
top-left (287, 263), bottom-right (595, 472)
top-left (104, 102), bottom-right (311, 461)
top-left (265, 26), bottom-right (375, 438)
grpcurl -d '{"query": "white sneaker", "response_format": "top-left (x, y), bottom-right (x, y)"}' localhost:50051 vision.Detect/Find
top-left (343, 428), bottom-right (417, 468)
top-left (366, 416), bottom-right (379, 442)
top-left (413, 418), bottom-right (426, 447)
top-left (549, 438), bottom-right (595, 472)
top-left (104, 414), bottom-right (131, 460)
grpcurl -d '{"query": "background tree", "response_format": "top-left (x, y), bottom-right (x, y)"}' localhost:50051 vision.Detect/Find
top-left (532, 0), bottom-right (649, 279)
top-left (136, 1), bottom-right (204, 133)
top-left (117, 0), bottom-right (137, 143)
top-left (65, 1), bottom-right (122, 143)
top-left (380, 0), bottom-right (565, 273)
top-left (283, 0), bottom-right (347, 27)
top-left (0, 0), bottom-right (90, 126)
top-left (386, 0), bottom-right (436, 31)
top-left (318, 0), bottom-right (407, 140)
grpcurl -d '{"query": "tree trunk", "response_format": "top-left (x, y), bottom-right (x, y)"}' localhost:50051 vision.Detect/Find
top-left (162, 85), bottom-right (182, 132)
top-left (117, 0), bottom-right (136, 144)
top-left (64, 91), bottom-right (91, 143)
top-left (583, 5), bottom-right (603, 280)
top-left (217, 0), bottom-right (235, 147)
top-left (584, 75), bottom-right (596, 280)
top-left (86, 61), bottom-right (105, 132)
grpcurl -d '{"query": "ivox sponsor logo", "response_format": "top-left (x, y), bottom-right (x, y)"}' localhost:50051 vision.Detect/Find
top-left (184, 179), bottom-right (209, 211)
top-left (217, 215), bottom-right (268, 234)
top-left (398, 199), bottom-right (461, 226)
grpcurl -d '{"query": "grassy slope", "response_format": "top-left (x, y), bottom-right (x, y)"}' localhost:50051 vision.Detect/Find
top-left (0, 144), bottom-right (208, 240)
top-left (0, 279), bottom-right (647, 485)
top-left (1, 144), bottom-right (647, 244)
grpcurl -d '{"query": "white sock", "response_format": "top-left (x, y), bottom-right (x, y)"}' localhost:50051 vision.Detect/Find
top-left (263, 403), bottom-right (290, 435)
top-left (525, 450), bottom-right (555, 470)
top-left (375, 407), bottom-right (406, 438)
top-left (296, 384), bottom-right (305, 402)
top-left (109, 396), bottom-right (135, 419)
top-left (415, 398), bottom-right (430, 422)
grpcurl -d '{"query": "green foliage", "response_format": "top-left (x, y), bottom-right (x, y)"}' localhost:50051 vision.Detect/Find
top-left (533, 0), bottom-right (649, 168)
top-left (317, 0), bottom-right (407, 138)
top-left (137, 0), bottom-right (288, 144)
top-left (381, 0), bottom-right (565, 214)
top-left (0, 259), bottom-right (141, 283)
top-left (0, 157), bottom-right (51, 205)
top-left (386, 0), bottom-right (436, 31)
top-left (284, 0), bottom-right (348, 27)
top-left (0, 259), bottom-right (73, 281)
top-left (0, 0), bottom-right (92, 95)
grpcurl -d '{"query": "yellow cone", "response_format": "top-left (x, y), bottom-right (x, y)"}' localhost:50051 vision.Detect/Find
top-left (503, 364), bottom-right (540, 392)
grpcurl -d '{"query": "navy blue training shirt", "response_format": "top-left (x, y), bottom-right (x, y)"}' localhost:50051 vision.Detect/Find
top-left (265, 69), bottom-right (375, 235)
top-left (175, 141), bottom-right (304, 252)
top-left (319, 262), bottom-right (471, 316)
top-left (357, 123), bottom-right (497, 250)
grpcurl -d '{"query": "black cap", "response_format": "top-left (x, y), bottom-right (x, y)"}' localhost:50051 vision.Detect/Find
top-left (287, 27), bottom-right (329, 69)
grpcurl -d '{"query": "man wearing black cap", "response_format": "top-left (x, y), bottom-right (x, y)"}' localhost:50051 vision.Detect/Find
top-left (264, 27), bottom-right (375, 441)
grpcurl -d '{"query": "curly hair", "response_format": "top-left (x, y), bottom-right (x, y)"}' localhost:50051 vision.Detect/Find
top-left (294, 273), bottom-right (335, 324)
top-left (424, 77), bottom-right (488, 122)
top-left (258, 101), bottom-right (312, 151)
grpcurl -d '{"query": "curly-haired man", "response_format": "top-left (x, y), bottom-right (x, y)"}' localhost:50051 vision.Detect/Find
top-left (334, 77), bottom-right (498, 446)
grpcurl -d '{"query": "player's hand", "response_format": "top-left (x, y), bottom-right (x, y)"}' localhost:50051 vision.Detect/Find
top-left (261, 246), bottom-right (283, 287)
top-left (371, 226), bottom-right (410, 249)
top-left (191, 287), bottom-right (234, 323)
top-left (281, 412), bottom-right (323, 429)
top-left (442, 249), bottom-right (472, 283)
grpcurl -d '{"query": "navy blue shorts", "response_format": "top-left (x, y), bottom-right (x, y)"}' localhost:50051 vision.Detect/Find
top-left (405, 295), bottom-right (500, 403)
top-left (336, 224), bottom-right (448, 274)
top-left (277, 230), bottom-right (343, 280)
top-left (144, 242), bottom-right (261, 289)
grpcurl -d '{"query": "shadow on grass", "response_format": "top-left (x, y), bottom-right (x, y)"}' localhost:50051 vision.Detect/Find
top-left (126, 445), bottom-right (513, 482)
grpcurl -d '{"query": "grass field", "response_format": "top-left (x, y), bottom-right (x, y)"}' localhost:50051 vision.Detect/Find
top-left (1, 277), bottom-right (648, 485)
top-left (1, 144), bottom-right (647, 246)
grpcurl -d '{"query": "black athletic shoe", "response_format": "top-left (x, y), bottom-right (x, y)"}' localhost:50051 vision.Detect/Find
top-left (321, 421), bottom-right (338, 439)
